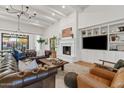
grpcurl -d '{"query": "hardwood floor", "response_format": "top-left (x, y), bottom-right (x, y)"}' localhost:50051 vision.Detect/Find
top-left (75, 60), bottom-right (95, 68)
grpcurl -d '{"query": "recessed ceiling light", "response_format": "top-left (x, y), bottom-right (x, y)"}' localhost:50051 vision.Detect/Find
top-left (62, 5), bottom-right (66, 8)
top-left (52, 13), bottom-right (55, 16)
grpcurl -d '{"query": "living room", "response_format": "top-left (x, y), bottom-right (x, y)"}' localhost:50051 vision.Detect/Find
top-left (1, 1), bottom-right (124, 91)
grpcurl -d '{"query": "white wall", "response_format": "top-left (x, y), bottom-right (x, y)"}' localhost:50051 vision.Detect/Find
top-left (43, 12), bottom-right (77, 48)
top-left (0, 19), bottom-right (44, 50)
top-left (79, 5), bottom-right (124, 63)
top-left (43, 12), bottom-right (80, 61)
top-left (43, 22), bottom-right (60, 50)
top-left (79, 5), bottom-right (124, 28)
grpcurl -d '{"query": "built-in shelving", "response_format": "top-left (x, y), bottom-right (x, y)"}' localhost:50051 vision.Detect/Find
top-left (79, 19), bottom-right (124, 52)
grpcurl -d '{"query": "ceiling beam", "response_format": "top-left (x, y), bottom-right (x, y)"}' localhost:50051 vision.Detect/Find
top-left (0, 11), bottom-right (47, 29)
top-left (30, 6), bottom-right (58, 22)
top-left (70, 5), bottom-right (89, 12)
top-left (44, 6), bottom-right (66, 17)
top-left (0, 6), bottom-right (56, 27)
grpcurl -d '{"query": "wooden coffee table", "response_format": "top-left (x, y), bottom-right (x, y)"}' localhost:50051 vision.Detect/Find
top-left (39, 58), bottom-right (69, 71)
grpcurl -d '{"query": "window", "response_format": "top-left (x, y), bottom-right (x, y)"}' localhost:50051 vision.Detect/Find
top-left (2, 33), bottom-right (29, 51)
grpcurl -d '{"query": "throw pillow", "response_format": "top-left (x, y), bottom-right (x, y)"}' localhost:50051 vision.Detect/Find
top-left (18, 59), bottom-right (38, 72)
top-left (114, 59), bottom-right (124, 69)
top-left (13, 49), bottom-right (26, 62)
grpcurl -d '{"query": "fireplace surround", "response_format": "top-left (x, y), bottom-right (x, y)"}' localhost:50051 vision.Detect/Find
top-left (58, 38), bottom-right (76, 62)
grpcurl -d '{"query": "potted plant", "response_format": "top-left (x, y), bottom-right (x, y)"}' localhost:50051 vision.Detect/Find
top-left (37, 38), bottom-right (45, 47)
top-left (37, 38), bottom-right (45, 56)
top-left (37, 38), bottom-right (45, 44)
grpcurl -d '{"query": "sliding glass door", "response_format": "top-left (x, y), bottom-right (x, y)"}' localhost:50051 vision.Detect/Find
top-left (1, 33), bottom-right (29, 51)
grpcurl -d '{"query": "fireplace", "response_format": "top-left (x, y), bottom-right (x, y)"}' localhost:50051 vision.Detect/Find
top-left (63, 46), bottom-right (71, 55)
top-left (58, 39), bottom-right (76, 62)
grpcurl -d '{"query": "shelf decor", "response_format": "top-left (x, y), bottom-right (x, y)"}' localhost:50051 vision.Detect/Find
top-left (79, 18), bottom-right (124, 52)
top-left (118, 26), bottom-right (124, 32)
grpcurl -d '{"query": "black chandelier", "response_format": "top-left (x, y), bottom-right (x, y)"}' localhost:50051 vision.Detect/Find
top-left (5, 5), bottom-right (37, 31)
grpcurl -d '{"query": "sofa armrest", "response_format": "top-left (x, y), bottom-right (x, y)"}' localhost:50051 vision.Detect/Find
top-left (99, 59), bottom-right (116, 65)
top-left (77, 74), bottom-right (109, 88)
top-left (90, 67), bottom-right (115, 81)
top-left (94, 63), bottom-right (118, 72)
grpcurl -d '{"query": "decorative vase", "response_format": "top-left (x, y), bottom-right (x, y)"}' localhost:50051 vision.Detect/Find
top-left (111, 36), bottom-right (116, 41)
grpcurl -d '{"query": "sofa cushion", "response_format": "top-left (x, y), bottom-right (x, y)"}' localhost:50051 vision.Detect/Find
top-left (114, 59), bottom-right (124, 69)
top-left (0, 53), bottom-right (18, 79)
top-left (0, 72), bottom-right (24, 87)
top-left (88, 74), bottom-right (111, 86)
top-left (0, 69), bottom-right (15, 79)
top-left (25, 50), bottom-right (36, 57)
top-left (45, 50), bottom-right (51, 58)
top-left (111, 68), bottom-right (124, 88)
top-left (77, 73), bottom-right (109, 88)
top-left (90, 67), bottom-right (115, 81)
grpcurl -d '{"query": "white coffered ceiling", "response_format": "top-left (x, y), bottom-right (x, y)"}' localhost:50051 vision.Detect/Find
top-left (0, 5), bottom-right (88, 30)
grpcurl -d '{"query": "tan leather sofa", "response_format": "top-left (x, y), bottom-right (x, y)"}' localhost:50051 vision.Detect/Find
top-left (77, 67), bottom-right (124, 88)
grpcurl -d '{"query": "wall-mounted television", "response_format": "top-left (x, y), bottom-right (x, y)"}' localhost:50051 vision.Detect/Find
top-left (82, 35), bottom-right (107, 50)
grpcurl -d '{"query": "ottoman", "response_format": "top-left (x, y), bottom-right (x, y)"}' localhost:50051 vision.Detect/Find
top-left (64, 72), bottom-right (78, 88)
